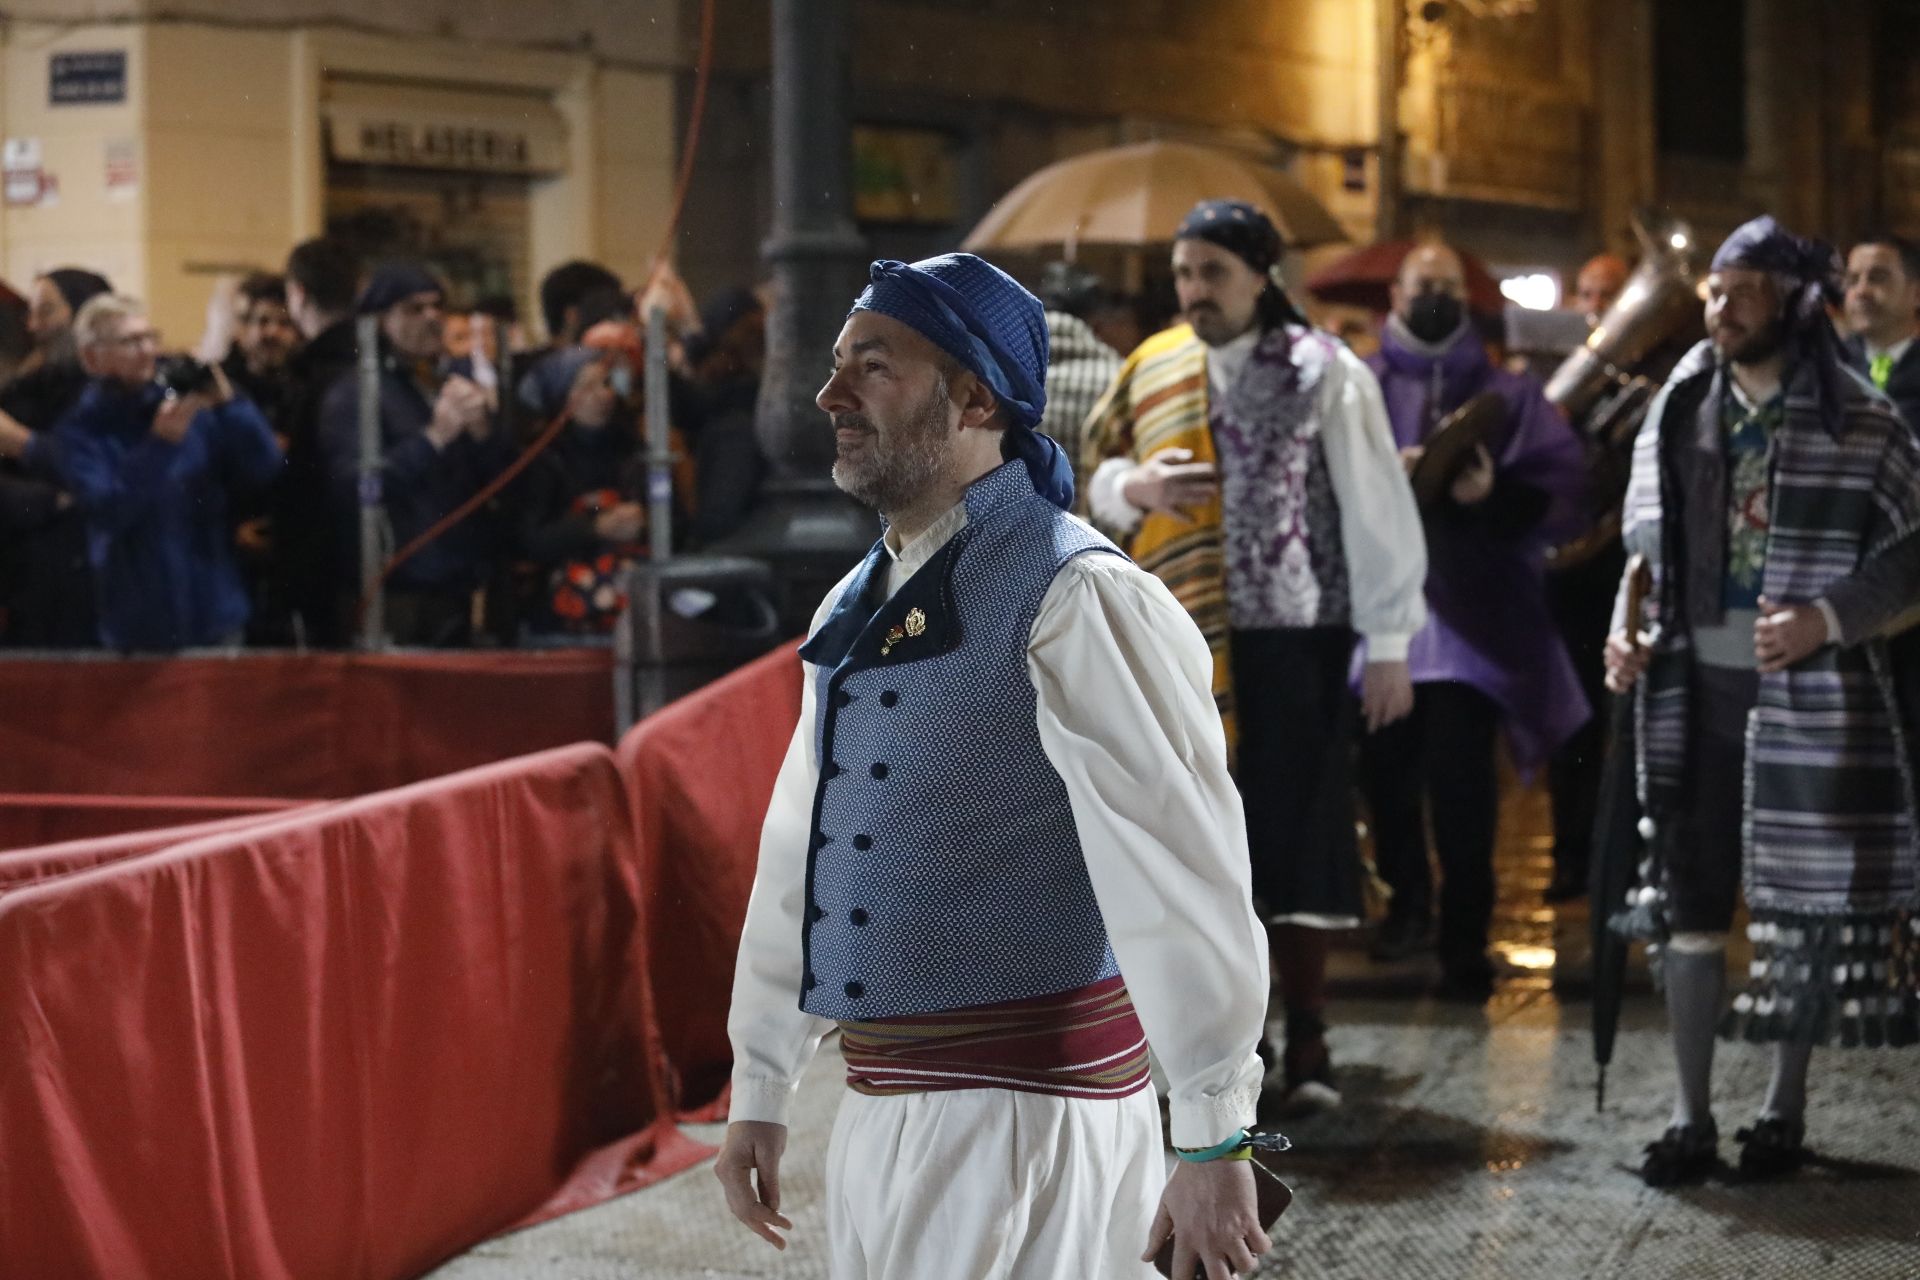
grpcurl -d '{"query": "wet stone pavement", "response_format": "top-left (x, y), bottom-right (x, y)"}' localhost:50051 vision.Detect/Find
top-left (431, 786), bottom-right (1920, 1279)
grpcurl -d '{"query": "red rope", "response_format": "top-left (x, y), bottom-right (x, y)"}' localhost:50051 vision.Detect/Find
top-left (357, 0), bottom-right (719, 629)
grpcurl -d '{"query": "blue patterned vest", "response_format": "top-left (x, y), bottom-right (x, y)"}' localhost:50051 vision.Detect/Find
top-left (794, 462), bottom-right (1126, 1020)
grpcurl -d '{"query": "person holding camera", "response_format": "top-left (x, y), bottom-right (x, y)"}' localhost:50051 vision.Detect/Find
top-left (52, 294), bottom-right (284, 651)
top-left (318, 263), bottom-right (510, 647)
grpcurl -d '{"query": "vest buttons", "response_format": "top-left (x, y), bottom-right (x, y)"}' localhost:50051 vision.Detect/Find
top-left (870, 763), bottom-right (889, 780)
top-left (844, 981), bottom-right (865, 999)
top-left (824, 762), bottom-right (842, 779)
top-left (834, 689), bottom-right (854, 709)
top-left (850, 908), bottom-right (869, 926)
top-left (803, 971), bottom-right (817, 990)
top-left (853, 834), bottom-right (873, 851)
top-left (809, 903), bottom-right (827, 923)
top-left (813, 830), bottom-right (832, 850)
top-left (879, 690), bottom-right (899, 708)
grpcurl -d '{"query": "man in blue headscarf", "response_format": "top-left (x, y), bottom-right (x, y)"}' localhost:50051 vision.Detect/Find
top-left (1607, 215), bottom-right (1920, 1187)
top-left (717, 252), bottom-right (1276, 1278)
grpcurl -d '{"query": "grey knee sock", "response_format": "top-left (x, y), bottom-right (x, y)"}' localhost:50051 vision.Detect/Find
top-left (1761, 1040), bottom-right (1812, 1125)
top-left (1663, 946), bottom-right (1726, 1130)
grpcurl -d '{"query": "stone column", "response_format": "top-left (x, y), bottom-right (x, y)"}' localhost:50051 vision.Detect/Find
top-left (714, 0), bottom-right (874, 627)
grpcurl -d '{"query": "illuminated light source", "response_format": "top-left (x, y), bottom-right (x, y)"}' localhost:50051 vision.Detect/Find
top-left (1499, 273), bottom-right (1559, 312)
top-left (1495, 944), bottom-right (1557, 971)
top-left (1670, 232), bottom-right (1689, 250)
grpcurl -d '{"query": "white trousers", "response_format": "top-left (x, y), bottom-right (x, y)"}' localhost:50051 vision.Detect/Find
top-left (823, 1087), bottom-right (1164, 1280)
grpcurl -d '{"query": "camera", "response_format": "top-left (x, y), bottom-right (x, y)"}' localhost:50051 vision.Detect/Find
top-left (154, 355), bottom-right (218, 399)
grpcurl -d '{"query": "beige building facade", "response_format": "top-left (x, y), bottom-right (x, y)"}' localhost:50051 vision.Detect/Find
top-left (0, 4), bottom-right (681, 346)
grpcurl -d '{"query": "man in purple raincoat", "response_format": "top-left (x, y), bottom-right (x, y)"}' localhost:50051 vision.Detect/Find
top-left (1358, 242), bottom-right (1591, 999)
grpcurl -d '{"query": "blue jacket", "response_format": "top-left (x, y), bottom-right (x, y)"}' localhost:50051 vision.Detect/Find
top-left (55, 381), bottom-right (284, 651)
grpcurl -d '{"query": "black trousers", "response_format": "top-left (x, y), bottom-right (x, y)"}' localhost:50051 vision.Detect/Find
top-left (1357, 680), bottom-right (1501, 973)
top-left (1546, 539), bottom-right (1625, 882)
top-left (1665, 663), bottom-right (1758, 933)
top-left (1230, 627), bottom-right (1363, 920)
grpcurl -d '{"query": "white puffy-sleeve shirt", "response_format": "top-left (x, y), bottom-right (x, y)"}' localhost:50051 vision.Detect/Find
top-left (726, 503), bottom-right (1268, 1149)
top-left (1088, 337), bottom-right (1427, 660)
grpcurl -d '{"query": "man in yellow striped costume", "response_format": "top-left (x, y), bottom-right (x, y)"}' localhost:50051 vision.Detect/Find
top-left (1083, 201), bottom-right (1427, 1113)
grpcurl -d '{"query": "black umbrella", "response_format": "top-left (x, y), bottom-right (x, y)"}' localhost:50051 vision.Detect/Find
top-left (1590, 555), bottom-right (1652, 1112)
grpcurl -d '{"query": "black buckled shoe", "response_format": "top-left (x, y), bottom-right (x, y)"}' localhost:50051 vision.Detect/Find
top-left (1735, 1116), bottom-right (1806, 1181)
top-left (1640, 1121), bottom-right (1718, 1187)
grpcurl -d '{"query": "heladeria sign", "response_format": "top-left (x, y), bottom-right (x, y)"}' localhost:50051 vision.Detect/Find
top-left (50, 51), bottom-right (128, 107)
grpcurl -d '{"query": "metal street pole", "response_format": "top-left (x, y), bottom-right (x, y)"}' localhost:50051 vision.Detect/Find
top-left (711, 0), bottom-right (874, 629)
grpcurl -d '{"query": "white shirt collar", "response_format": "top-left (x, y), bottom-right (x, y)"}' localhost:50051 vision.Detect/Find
top-left (1866, 335), bottom-right (1915, 365)
top-left (883, 501), bottom-right (970, 582)
top-left (1202, 326), bottom-right (1261, 398)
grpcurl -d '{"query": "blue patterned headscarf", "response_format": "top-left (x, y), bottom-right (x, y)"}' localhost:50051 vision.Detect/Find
top-left (849, 253), bottom-right (1074, 510)
top-left (1711, 215), bottom-right (1849, 435)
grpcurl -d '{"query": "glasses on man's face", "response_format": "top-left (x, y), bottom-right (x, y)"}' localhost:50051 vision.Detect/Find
top-left (107, 330), bottom-right (160, 349)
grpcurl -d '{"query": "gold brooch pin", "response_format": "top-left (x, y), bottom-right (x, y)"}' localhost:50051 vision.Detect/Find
top-left (880, 609), bottom-right (927, 658)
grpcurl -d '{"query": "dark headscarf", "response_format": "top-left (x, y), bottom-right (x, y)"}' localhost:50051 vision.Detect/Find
top-left (356, 262), bottom-right (444, 316)
top-left (42, 268), bottom-right (112, 314)
top-left (1174, 199), bottom-right (1308, 330)
top-left (1710, 215), bottom-right (1848, 435)
top-left (850, 253), bottom-right (1074, 510)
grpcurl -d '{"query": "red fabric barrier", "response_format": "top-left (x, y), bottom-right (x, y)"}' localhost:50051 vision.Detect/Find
top-left (0, 805), bottom-right (324, 892)
top-left (0, 650), bottom-right (615, 801)
top-left (0, 743), bottom-right (707, 1280)
top-left (0, 793), bottom-right (309, 854)
top-left (618, 642), bottom-right (804, 1115)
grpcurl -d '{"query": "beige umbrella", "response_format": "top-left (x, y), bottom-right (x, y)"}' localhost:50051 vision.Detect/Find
top-left (962, 140), bottom-right (1349, 257)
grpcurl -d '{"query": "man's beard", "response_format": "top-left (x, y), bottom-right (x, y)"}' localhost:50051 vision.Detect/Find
top-left (1186, 303), bottom-right (1252, 348)
top-left (831, 377), bottom-right (952, 512)
top-left (1717, 316), bottom-right (1785, 366)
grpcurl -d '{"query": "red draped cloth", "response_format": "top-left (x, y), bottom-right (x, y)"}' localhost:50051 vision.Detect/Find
top-left (617, 642), bottom-right (804, 1116)
top-left (0, 744), bottom-right (706, 1278)
top-left (0, 650), bottom-right (615, 802)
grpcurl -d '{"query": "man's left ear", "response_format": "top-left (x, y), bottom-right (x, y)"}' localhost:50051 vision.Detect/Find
top-left (956, 371), bottom-right (1000, 432)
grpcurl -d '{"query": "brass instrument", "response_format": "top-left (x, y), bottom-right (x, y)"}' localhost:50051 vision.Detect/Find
top-left (1544, 213), bottom-right (1701, 568)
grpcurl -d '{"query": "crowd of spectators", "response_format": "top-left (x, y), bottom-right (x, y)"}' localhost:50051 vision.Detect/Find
top-left (0, 243), bottom-right (769, 651)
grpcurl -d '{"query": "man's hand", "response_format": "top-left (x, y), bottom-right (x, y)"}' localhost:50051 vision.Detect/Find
top-left (0, 411), bottom-right (33, 460)
top-left (1143, 1159), bottom-right (1270, 1280)
top-left (1360, 659), bottom-right (1414, 733)
top-left (1450, 444), bottom-right (1495, 506)
top-left (1603, 629), bottom-right (1652, 694)
top-left (152, 393), bottom-right (207, 446)
top-left (1120, 448), bottom-right (1220, 521)
top-left (428, 375), bottom-right (490, 449)
top-left (1754, 596), bottom-right (1829, 673)
top-left (207, 361), bottom-right (236, 406)
top-left (593, 501), bottom-right (646, 544)
top-left (714, 1120), bottom-right (794, 1250)
top-left (1398, 444), bottom-right (1425, 477)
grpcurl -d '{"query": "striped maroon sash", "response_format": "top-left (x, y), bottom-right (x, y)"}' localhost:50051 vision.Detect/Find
top-left (838, 974), bottom-right (1151, 1100)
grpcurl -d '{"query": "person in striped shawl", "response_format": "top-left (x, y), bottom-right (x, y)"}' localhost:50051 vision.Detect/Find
top-left (1081, 201), bottom-right (1428, 1113)
top-left (1606, 215), bottom-right (1920, 1187)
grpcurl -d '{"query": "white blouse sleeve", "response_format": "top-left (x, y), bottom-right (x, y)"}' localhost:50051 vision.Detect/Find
top-left (1087, 455), bottom-right (1146, 535)
top-left (1028, 550), bottom-right (1267, 1148)
top-left (1318, 346), bottom-right (1428, 662)
top-left (726, 607), bottom-right (838, 1127)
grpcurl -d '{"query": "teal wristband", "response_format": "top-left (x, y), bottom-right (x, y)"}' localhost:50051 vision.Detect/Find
top-left (1174, 1129), bottom-right (1248, 1163)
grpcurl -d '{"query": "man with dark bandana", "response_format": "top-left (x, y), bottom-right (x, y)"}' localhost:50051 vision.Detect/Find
top-left (717, 253), bottom-right (1275, 1278)
top-left (1607, 215), bottom-right (1920, 1186)
top-left (1083, 199), bottom-right (1427, 1113)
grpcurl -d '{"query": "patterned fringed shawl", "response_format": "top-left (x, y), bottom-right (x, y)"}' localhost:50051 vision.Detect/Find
top-left (1080, 325), bottom-right (1234, 739)
top-left (1622, 339), bottom-right (1920, 1046)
